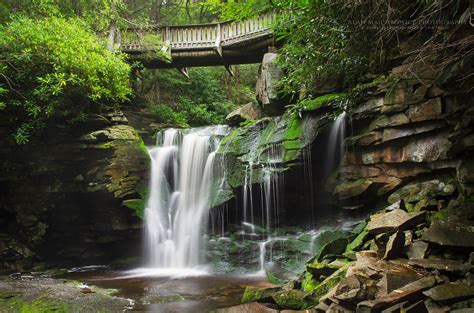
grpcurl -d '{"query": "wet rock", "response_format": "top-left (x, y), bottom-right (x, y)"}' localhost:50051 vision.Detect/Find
top-left (422, 220), bottom-right (474, 248)
top-left (226, 102), bottom-right (263, 126)
top-left (406, 241), bottom-right (429, 259)
top-left (357, 276), bottom-right (436, 312)
top-left (423, 282), bottom-right (474, 302)
top-left (383, 231), bottom-right (405, 260)
top-left (215, 302), bottom-right (278, 313)
top-left (367, 209), bottom-right (426, 235)
top-left (407, 259), bottom-right (468, 275)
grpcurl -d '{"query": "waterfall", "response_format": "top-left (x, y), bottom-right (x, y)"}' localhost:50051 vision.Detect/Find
top-left (144, 126), bottom-right (228, 269)
top-left (325, 112), bottom-right (347, 178)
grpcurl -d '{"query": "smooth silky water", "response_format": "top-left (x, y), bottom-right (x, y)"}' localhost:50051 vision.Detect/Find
top-left (62, 114), bottom-right (350, 311)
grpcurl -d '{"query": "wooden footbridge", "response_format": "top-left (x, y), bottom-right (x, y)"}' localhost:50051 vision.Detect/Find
top-left (120, 12), bottom-right (276, 76)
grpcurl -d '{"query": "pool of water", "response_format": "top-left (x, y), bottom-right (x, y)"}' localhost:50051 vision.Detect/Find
top-left (64, 268), bottom-right (273, 312)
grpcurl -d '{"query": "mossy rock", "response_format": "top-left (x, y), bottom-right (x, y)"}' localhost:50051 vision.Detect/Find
top-left (272, 289), bottom-right (313, 310)
top-left (306, 262), bottom-right (340, 279)
top-left (309, 229), bottom-right (354, 262)
top-left (301, 93), bottom-right (347, 112)
top-left (346, 229), bottom-right (369, 252)
top-left (308, 266), bottom-right (348, 302)
top-left (241, 286), bottom-right (280, 303)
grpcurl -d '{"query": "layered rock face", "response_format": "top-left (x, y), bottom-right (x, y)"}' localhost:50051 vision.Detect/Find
top-left (0, 105), bottom-right (149, 269)
top-left (334, 58), bottom-right (473, 214)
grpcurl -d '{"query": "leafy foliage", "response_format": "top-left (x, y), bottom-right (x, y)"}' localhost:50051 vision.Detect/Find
top-left (0, 15), bottom-right (131, 143)
top-left (137, 65), bottom-right (258, 127)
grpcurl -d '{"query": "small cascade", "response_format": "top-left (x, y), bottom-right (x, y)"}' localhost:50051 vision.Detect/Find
top-left (325, 112), bottom-right (347, 178)
top-left (144, 126), bottom-right (229, 269)
top-left (258, 241), bottom-right (266, 274)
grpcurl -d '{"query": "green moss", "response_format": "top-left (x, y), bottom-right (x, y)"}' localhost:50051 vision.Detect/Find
top-left (283, 113), bottom-right (303, 141)
top-left (301, 93), bottom-right (347, 111)
top-left (309, 266), bottom-right (348, 302)
top-left (306, 262), bottom-right (340, 278)
top-left (352, 76), bottom-right (387, 92)
top-left (432, 209), bottom-right (449, 221)
top-left (346, 229), bottom-right (369, 252)
top-left (123, 195), bottom-right (147, 218)
top-left (0, 295), bottom-right (69, 313)
top-left (272, 289), bottom-right (313, 310)
top-left (241, 286), bottom-right (278, 303)
top-left (302, 272), bottom-right (319, 292)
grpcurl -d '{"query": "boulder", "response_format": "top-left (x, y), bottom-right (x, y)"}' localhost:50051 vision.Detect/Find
top-left (383, 231), bottom-right (405, 260)
top-left (407, 259), bottom-right (468, 275)
top-left (423, 282), bottom-right (474, 302)
top-left (357, 276), bottom-right (436, 312)
top-left (256, 53), bottom-right (288, 115)
top-left (226, 102), bottom-right (263, 126)
top-left (367, 209), bottom-right (426, 235)
top-left (406, 241), bottom-right (429, 259)
top-left (422, 220), bottom-right (474, 248)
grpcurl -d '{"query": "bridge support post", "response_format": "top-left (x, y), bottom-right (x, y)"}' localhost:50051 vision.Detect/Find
top-left (225, 65), bottom-right (235, 77)
top-left (177, 67), bottom-right (190, 79)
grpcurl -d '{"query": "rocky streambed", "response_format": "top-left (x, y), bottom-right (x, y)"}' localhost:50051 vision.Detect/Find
top-left (227, 199), bottom-right (474, 312)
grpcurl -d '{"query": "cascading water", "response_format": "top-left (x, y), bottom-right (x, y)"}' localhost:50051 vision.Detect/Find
top-left (325, 112), bottom-right (347, 178)
top-left (144, 126), bottom-right (228, 269)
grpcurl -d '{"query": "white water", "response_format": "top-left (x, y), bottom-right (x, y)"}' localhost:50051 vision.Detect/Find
top-left (325, 112), bottom-right (347, 178)
top-left (144, 126), bottom-right (228, 269)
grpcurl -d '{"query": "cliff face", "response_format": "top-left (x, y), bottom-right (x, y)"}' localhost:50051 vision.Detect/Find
top-left (334, 57), bottom-right (473, 214)
top-left (0, 105), bottom-right (149, 269)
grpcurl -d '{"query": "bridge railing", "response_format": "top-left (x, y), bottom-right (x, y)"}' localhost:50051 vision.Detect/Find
top-left (121, 12), bottom-right (276, 52)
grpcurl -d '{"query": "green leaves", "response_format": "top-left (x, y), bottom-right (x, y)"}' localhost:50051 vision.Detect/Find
top-left (0, 15), bottom-right (131, 144)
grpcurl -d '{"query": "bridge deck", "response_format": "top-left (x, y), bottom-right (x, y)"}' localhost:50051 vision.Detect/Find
top-left (121, 12), bottom-right (276, 69)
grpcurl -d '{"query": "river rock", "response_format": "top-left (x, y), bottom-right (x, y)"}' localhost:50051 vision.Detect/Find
top-left (423, 282), bottom-right (474, 302)
top-left (422, 220), bottom-right (474, 248)
top-left (226, 102), bottom-right (263, 126)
